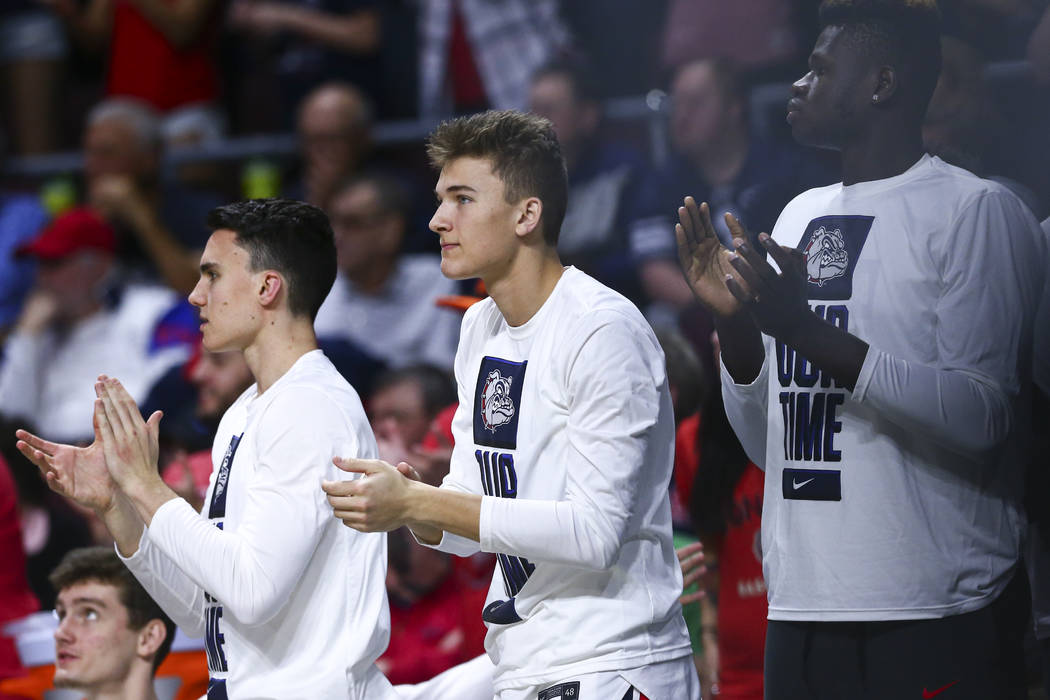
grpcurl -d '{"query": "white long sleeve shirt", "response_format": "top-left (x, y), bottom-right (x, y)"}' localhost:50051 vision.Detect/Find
top-left (428, 267), bottom-right (693, 694)
top-left (722, 155), bottom-right (1046, 621)
top-left (121, 350), bottom-right (396, 699)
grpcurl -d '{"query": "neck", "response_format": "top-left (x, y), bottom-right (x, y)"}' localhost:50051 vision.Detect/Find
top-left (690, 127), bottom-right (749, 186)
top-left (242, 314), bottom-right (319, 393)
top-left (840, 124), bottom-right (924, 186)
top-left (82, 667), bottom-right (158, 700)
top-left (484, 247), bottom-right (565, 328)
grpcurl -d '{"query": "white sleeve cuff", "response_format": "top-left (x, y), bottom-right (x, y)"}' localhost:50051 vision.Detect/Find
top-left (851, 344), bottom-right (882, 402)
top-left (114, 525), bottom-right (150, 566)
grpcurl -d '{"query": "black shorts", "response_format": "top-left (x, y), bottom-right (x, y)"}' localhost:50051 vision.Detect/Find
top-left (764, 570), bottom-right (1030, 700)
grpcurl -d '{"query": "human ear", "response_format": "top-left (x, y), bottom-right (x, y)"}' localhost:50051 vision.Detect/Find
top-left (871, 66), bottom-right (897, 105)
top-left (137, 619), bottom-right (166, 660)
top-left (258, 271), bottom-right (284, 307)
top-left (515, 197), bottom-right (543, 238)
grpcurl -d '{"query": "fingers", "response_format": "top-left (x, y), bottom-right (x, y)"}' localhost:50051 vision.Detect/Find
top-left (146, 411), bottom-right (164, 441)
top-left (759, 234), bottom-right (801, 277)
top-left (724, 211), bottom-right (752, 243)
top-left (682, 564), bottom-right (709, 588)
top-left (14, 429), bottom-right (58, 457)
top-left (321, 479), bottom-right (359, 497)
top-left (333, 456), bottom-right (385, 475)
top-left (724, 273), bottom-right (755, 306)
top-left (15, 439), bottom-right (53, 474)
top-left (394, 462), bottom-right (422, 482)
top-left (676, 541), bottom-right (704, 562)
top-left (728, 248), bottom-right (766, 294)
top-left (97, 380), bottom-right (132, 436)
top-left (679, 590), bottom-right (706, 605)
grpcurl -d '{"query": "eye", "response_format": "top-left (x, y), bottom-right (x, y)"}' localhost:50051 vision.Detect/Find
top-left (81, 608), bottom-right (99, 622)
top-left (457, 195), bottom-right (472, 204)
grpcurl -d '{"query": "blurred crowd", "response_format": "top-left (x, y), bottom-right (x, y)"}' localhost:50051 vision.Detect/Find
top-left (0, 0), bottom-right (1049, 698)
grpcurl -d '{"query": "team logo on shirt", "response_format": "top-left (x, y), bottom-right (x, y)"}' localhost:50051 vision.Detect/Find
top-left (803, 225), bottom-right (849, 286)
top-left (480, 369), bottom-right (516, 431)
top-left (795, 215), bottom-right (874, 300)
top-left (474, 356), bottom-right (526, 449)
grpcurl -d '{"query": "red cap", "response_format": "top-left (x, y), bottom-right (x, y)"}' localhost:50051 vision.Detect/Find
top-left (16, 207), bottom-right (116, 260)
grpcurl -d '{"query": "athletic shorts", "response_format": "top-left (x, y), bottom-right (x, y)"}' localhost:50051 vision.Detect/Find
top-left (764, 570), bottom-right (1030, 700)
top-left (496, 654), bottom-right (701, 700)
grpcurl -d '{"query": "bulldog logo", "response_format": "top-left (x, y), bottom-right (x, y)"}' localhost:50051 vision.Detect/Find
top-left (480, 369), bottom-right (515, 432)
top-left (803, 225), bottom-right (849, 287)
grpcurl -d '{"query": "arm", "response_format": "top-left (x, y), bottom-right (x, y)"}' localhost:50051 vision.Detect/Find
top-left (230, 1), bottom-right (380, 54)
top-left (102, 379), bottom-right (355, 625)
top-left (477, 317), bottom-right (669, 569)
top-left (125, 0), bottom-right (217, 49)
top-left (729, 190), bottom-right (1045, 457)
top-left (90, 178), bottom-right (200, 295)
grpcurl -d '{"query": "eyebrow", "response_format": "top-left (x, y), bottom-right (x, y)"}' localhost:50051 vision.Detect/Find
top-left (200, 262), bottom-right (218, 274)
top-left (64, 596), bottom-right (108, 608)
top-left (434, 184), bottom-right (479, 198)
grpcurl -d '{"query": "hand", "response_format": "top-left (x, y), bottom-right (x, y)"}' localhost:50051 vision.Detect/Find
top-left (677, 541), bottom-right (708, 605)
top-left (89, 176), bottom-right (152, 229)
top-left (725, 233), bottom-right (811, 339)
top-left (676, 197), bottom-right (746, 317)
top-left (322, 457), bottom-right (415, 532)
top-left (15, 402), bottom-right (119, 514)
top-left (15, 289), bottom-right (60, 335)
top-left (228, 1), bottom-right (289, 35)
top-left (94, 376), bottom-right (164, 494)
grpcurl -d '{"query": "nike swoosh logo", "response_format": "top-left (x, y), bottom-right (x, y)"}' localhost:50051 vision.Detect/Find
top-left (792, 478), bottom-right (815, 489)
top-left (923, 680), bottom-right (960, 698)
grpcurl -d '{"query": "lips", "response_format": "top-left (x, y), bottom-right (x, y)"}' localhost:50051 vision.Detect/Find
top-left (56, 651), bottom-right (78, 665)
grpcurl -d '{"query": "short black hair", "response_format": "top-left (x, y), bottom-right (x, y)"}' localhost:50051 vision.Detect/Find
top-left (819, 0), bottom-right (942, 116)
top-left (207, 199), bottom-right (337, 321)
top-left (50, 547), bottom-right (176, 672)
top-left (427, 110), bottom-right (568, 246)
top-left (371, 364), bottom-right (457, 419)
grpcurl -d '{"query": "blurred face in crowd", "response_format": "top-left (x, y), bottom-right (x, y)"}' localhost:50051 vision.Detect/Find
top-left (328, 181), bottom-right (404, 280)
top-left (430, 157), bottom-right (529, 282)
top-left (188, 230), bottom-right (266, 353)
top-left (788, 25), bottom-right (872, 150)
top-left (53, 581), bottom-right (154, 693)
top-left (190, 349), bottom-right (253, 423)
top-left (370, 379), bottom-right (430, 448)
top-left (528, 73), bottom-right (598, 155)
top-left (37, 251), bottom-right (112, 321)
top-left (83, 117), bottom-right (157, 185)
top-left (671, 61), bottom-right (742, 158)
top-left (298, 87), bottom-right (370, 183)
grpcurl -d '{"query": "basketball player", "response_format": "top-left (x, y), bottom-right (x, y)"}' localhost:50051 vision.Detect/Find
top-left (17, 199), bottom-right (397, 699)
top-left (323, 110), bottom-right (698, 699)
top-left (675, 2), bottom-right (1046, 698)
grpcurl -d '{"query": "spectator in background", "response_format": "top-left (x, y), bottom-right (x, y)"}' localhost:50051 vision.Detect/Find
top-left (227, 0), bottom-right (381, 131)
top-left (661, 0), bottom-right (803, 81)
top-left (46, 0), bottom-right (224, 151)
top-left (0, 208), bottom-right (191, 445)
top-left (366, 366), bottom-right (488, 685)
top-left (368, 365), bottom-right (458, 484)
top-left (0, 180), bottom-right (49, 342)
top-left (83, 98), bottom-right (223, 294)
top-left (292, 82), bottom-right (374, 207)
top-left (314, 172), bottom-right (461, 371)
top-left (0, 453), bottom-right (39, 683)
top-left (0, 4), bottom-right (67, 154)
top-left (0, 416), bottom-right (94, 610)
top-left (528, 60), bottom-right (650, 302)
top-left (630, 58), bottom-right (834, 314)
top-left (417, 0), bottom-right (570, 116)
top-left (684, 336), bottom-right (766, 700)
top-left (49, 547), bottom-right (175, 700)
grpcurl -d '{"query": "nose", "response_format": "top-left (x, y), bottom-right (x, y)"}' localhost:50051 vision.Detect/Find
top-left (187, 279), bottom-right (205, 308)
top-left (429, 203), bottom-right (450, 235)
top-left (791, 73), bottom-right (810, 96)
top-left (54, 616), bottom-right (74, 644)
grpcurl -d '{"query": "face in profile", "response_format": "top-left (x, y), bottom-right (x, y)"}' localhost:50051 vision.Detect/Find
top-left (53, 581), bottom-right (143, 691)
top-left (429, 156), bottom-right (525, 282)
top-left (188, 230), bottom-right (263, 353)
